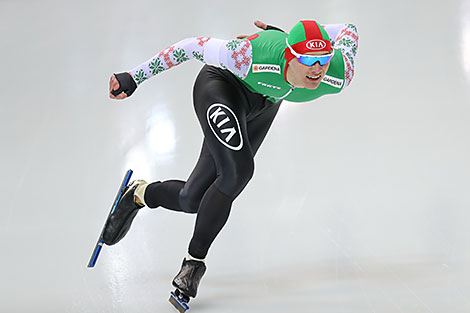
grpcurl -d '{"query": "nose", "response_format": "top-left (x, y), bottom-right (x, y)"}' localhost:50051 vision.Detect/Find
top-left (311, 62), bottom-right (322, 69)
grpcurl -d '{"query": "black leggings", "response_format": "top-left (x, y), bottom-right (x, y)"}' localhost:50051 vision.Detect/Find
top-left (144, 65), bottom-right (281, 259)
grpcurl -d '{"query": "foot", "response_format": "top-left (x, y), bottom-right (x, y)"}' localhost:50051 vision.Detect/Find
top-left (102, 180), bottom-right (147, 245)
top-left (172, 257), bottom-right (207, 298)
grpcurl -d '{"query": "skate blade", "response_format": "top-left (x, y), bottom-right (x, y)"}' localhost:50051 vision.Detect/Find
top-left (169, 291), bottom-right (190, 313)
top-left (87, 169), bottom-right (133, 268)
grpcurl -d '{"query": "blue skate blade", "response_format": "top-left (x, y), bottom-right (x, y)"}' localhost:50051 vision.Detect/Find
top-left (169, 292), bottom-right (189, 313)
top-left (87, 169), bottom-right (133, 268)
top-left (87, 239), bottom-right (103, 268)
top-left (110, 169), bottom-right (133, 215)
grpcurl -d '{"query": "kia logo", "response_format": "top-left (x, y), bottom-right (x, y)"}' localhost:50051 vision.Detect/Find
top-left (206, 103), bottom-right (243, 151)
top-left (306, 40), bottom-right (326, 50)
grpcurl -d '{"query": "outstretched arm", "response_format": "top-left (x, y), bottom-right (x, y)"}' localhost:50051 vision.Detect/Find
top-left (109, 20), bottom-right (288, 100)
top-left (109, 36), bottom-right (253, 100)
top-left (322, 23), bottom-right (359, 88)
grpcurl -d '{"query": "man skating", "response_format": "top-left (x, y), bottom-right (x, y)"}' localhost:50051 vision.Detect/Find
top-left (102, 19), bottom-right (359, 310)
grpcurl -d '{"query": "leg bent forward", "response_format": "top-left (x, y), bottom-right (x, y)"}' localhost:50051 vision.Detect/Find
top-left (193, 66), bottom-right (256, 198)
top-left (186, 66), bottom-right (257, 259)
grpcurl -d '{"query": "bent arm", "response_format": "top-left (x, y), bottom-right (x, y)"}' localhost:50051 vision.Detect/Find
top-left (323, 24), bottom-right (359, 88)
top-left (128, 37), bottom-right (253, 85)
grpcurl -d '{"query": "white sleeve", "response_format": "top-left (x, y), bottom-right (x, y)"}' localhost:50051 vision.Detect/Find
top-left (321, 24), bottom-right (346, 43)
top-left (128, 37), bottom-right (252, 85)
top-left (322, 24), bottom-right (359, 88)
top-left (216, 39), bottom-right (253, 79)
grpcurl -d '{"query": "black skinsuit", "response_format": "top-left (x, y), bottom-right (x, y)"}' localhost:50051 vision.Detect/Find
top-left (144, 65), bottom-right (281, 259)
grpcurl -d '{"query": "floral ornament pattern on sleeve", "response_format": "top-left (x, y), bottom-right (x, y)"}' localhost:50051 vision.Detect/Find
top-left (133, 69), bottom-right (148, 85)
top-left (128, 37), bottom-right (253, 85)
top-left (224, 39), bottom-right (252, 78)
top-left (149, 58), bottom-right (165, 75)
top-left (334, 24), bottom-right (359, 88)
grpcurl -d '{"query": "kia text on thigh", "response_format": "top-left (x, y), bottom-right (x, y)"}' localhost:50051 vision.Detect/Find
top-left (206, 103), bottom-right (243, 151)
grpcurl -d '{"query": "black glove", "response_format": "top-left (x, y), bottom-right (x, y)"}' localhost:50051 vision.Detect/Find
top-left (266, 25), bottom-right (285, 33)
top-left (111, 72), bottom-right (138, 97)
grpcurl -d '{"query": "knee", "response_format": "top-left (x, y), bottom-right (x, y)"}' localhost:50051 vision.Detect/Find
top-left (179, 188), bottom-right (201, 214)
top-left (234, 159), bottom-right (255, 186)
top-left (217, 158), bottom-right (255, 197)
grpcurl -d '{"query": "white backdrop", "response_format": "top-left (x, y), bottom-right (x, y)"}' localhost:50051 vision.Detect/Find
top-left (1, 0), bottom-right (469, 312)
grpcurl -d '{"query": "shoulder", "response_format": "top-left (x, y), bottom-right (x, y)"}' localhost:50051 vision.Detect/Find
top-left (249, 30), bottom-right (287, 49)
top-left (247, 30), bottom-right (287, 67)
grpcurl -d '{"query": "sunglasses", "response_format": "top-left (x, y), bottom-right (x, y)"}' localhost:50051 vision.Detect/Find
top-left (286, 39), bottom-right (334, 66)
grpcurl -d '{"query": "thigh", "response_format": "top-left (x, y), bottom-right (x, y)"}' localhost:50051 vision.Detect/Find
top-left (247, 101), bottom-right (282, 156)
top-left (193, 66), bottom-right (254, 197)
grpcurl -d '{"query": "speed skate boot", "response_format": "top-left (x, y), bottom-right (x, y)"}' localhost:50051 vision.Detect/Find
top-left (169, 257), bottom-right (206, 312)
top-left (102, 180), bottom-right (147, 245)
top-left (172, 257), bottom-right (207, 298)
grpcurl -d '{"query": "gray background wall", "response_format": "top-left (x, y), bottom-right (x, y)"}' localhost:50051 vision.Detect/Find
top-left (1, 0), bottom-right (469, 312)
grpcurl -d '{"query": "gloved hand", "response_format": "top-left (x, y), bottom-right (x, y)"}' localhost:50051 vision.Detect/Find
top-left (109, 72), bottom-right (138, 99)
top-left (236, 20), bottom-right (285, 39)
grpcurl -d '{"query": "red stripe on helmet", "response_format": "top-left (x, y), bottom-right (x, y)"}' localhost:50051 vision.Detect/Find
top-left (297, 21), bottom-right (331, 53)
top-left (302, 21), bottom-right (323, 40)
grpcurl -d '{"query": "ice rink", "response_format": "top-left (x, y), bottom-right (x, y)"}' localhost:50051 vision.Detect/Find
top-left (1, 0), bottom-right (470, 312)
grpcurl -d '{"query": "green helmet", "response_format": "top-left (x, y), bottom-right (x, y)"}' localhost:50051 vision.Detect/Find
top-left (285, 20), bottom-right (332, 63)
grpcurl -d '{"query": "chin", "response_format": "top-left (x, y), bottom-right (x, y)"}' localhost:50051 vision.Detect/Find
top-left (303, 76), bottom-right (322, 90)
top-left (305, 83), bottom-right (320, 90)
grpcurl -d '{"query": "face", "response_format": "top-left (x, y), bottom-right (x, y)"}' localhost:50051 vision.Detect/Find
top-left (286, 51), bottom-right (331, 90)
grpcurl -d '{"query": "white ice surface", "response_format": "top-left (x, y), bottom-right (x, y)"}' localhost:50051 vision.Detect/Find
top-left (1, 0), bottom-right (469, 312)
